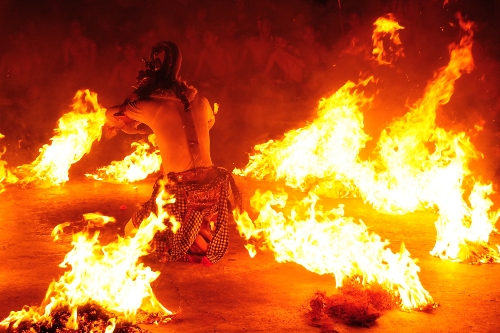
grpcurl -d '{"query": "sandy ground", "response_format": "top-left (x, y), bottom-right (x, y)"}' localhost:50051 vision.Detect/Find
top-left (1, 176), bottom-right (500, 333)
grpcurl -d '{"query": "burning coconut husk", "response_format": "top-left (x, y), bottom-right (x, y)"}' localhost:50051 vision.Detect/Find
top-left (1, 182), bottom-right (178, 332)
top-left (306, 280), bottom-right (395, 330)
top-left (234, 189), bottom-right (436, 311)
top-left (305, 278), bottom-right (435, 332)
top-left (5, 303), bottom-right (176, 333)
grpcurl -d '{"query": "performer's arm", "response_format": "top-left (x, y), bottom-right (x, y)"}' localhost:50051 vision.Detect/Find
top-left (104, 102), bottom-right (145, 136)
top-left (200, 96), bottom-right (215, 130)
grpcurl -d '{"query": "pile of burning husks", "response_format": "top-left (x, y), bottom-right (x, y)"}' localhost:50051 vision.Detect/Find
top-left (1, 187), bottom-right (178, 333)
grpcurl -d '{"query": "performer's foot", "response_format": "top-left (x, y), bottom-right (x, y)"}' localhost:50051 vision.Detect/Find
top-left (188, 235), bottom-right (209, 255)
top-left (199, 228), bottom-right (213, 243)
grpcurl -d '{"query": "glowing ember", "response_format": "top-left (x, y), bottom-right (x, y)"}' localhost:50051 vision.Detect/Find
top-left (13, 90), bottom-right (106, 187)
top-left (372, 13), bottom-right (405, 66)
top-left (86, 134), bottom-right (161, 184)
top-left (235, 15), bottom-right (500, 263)
top-left (0, 183), bottom-right (177, 332)
top-left (234, 189), bottom-right (435, 310)
top-left (0, 133), bottom-right (19, 193)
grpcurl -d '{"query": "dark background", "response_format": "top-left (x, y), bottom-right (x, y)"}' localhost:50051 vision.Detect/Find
top-left (0, 0), bottom-right (498, 177)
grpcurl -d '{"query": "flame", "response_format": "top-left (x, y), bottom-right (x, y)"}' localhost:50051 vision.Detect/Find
top-left (0, 183), bottom-right (176, 331)
top-left (13, 90), bottom-right (106, 187)
top-left (234, 77), bottom-right (373, 192)
top-left (86, 134), bottom-right (161, 183)
top-left (361, 14), bottom-right (500, 261)
top-left (372, 13), bottom-right (405, 66)
top-left (235, 13), bottom-right (499, 267)
top-left (234, 189), bottom-right (434, 310)
top-left (0, 133), bottom-right (19, 193)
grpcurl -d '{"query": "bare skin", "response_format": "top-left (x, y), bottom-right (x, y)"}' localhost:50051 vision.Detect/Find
top-left (297, 26), bottom-right (329, 74)
top-left (193, 31), bottom-right (234, 83)
top-left (106, 90), bottom-right (216, 255)
top-left (253, 36), bottom-right (305, 84)
top-left (238, 18), bottom-right (274, 73)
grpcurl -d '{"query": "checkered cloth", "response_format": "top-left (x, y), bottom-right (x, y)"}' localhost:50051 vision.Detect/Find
top-left (132, 167), bottom-right (241, 264)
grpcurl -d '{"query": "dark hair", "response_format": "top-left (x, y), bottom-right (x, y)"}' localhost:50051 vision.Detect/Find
top-left (133, 41), bottom-right (196, 100)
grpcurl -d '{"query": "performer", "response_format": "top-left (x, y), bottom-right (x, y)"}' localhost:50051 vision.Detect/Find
top-left (105, 41), bottom-right (241, 265)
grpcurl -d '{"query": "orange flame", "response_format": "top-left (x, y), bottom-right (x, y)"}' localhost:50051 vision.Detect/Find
top-left (0, 133), bottom-right (19, 193)
top-left (13, 90), bottom-right (106, 187)
top-left (0, 183), bottom-right (176, 331)
top-left (235, 14), bottom-right (499, 267)
top-left (372, 13), bottom-right (405, 66)
top-left (234, 189), bottom-right (434, 310)
top-left (234, 77), bottom-right (373, 192)
top-left (86, 134), bottom-right (161, 183)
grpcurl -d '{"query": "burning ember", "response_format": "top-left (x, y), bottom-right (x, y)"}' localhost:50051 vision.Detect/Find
top-left (235, 14), bottom-right (500, 264)
top-left (86, 134), bottom-right (161, 184)
top-left (0, 183), bottom-right (177, 332)
top-left (307, 280), bottom-right (398, 329)
top-left (12, 90), bottom-right (107, 187)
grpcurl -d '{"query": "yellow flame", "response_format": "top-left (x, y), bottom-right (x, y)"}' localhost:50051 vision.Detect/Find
top-left (86, 134), bottom-right (161, 184)
top-left (82, 212), bottom-right (117, 228)
top-left (0, 181), bottom-right (176, 331)
top-left (372, 13), bottom-right (405, 66)
top-left (234, 77), bottom-right (373, 192)
top-left (12, 90), bottom-right (106, 187)
top-left (235, 14), bottom-right (499, 267)
top-left (234, 189), bottom-right (434, 310)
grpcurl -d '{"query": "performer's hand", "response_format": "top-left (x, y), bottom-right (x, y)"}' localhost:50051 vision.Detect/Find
top-left (120, 123), bottom-right (147, 135)
top-left (104, 124), bottom-right (118, 138)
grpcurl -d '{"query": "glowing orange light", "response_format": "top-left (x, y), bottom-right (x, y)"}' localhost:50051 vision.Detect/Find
top-left (372, 13), bottom-right (405, 66)
top-left (0, 182), bottom-right (177, 331)
top-left (13, 90), bottom-right (107, 187)
top-left (86, 134), bottom-right (161, 184)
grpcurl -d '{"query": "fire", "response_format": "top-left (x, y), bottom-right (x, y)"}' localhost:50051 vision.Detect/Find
top-left (0, 182), bottom-right (176, 331)
top-left (0, 133), bottom-right (19, 193)
top-left (372, 13), bottom-right (405, 66)
top-left (234, 189), bottom-right (434, 310)
top-left (13, 90), bottom-right (106, 187)
top-left (361, 14), bottom-right (500, 262)
top-left (235, 13), bottom-right (499, 267)
top-left (233, 77), bottom-right (373, 192)
top-left (86, 134), bottom-right (161, 183)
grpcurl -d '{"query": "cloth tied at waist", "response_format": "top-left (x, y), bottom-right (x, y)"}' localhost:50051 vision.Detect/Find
top-left (166, 166), bottom-right (217, 184)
